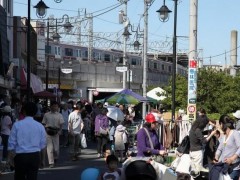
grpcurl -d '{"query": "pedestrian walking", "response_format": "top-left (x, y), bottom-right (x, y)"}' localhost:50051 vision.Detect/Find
top-left (8, 102), bottom-right (46, 180)
top-left (68, 102), bottom-right (84, 161)
top-left (95, 107), bottom-right (109, 158)
top-left (42, 101), bottom-right (64, 168)
top-left (60, 102), bottom-right (70, 147)
top-left (189, 115), bottom-right (216, 177)
top-left (0, 105), bottom-right (12, 162)
top-left (114, 123), bottom-right (128, 162)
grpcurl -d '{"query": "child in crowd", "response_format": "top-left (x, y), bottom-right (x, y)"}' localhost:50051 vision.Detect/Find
top-left (114, 122), bottom-right (128, 163)
top-left (101, 154), bottom-right (121, 180)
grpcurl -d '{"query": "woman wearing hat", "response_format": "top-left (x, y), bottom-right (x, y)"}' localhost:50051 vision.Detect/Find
top-left (136, 113), bottom-right (167, 158)
top-left (0, 106), bottom-right (12, 162)
top-left (233, 110), bottom-right (240, 131)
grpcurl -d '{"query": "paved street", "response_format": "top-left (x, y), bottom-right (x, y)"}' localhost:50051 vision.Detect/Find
top-left (0, 141), bottom-right (107, 180)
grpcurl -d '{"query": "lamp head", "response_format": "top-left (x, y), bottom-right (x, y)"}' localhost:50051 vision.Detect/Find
top-left (52, 32), bottom-right (61, 43)
top-left (34, 0), bottom-right (49, 18)
top-left (156, 5), bottom-right (172, 22)
top-left (63, 21), bottom-right (73, 33)
top-left (145, 0), bottom-right (153, 5)
top-left (122, 27), bottom-right (132, 39)
top-left (133, 40), bottom-right (141, 51)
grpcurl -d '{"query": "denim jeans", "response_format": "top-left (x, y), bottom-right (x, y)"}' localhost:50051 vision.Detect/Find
top-left (229, 169), bottom-right (240, 180)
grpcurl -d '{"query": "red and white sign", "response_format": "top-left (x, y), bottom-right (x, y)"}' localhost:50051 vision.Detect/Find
top-left (189, 60), bottom-right (197, 68)
top-left (93, 90), bottom-right (99, 96)
top-left (188, 105), bottom-right (196, 113)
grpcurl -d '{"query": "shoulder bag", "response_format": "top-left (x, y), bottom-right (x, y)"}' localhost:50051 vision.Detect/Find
top-left (99, 118), bottom-right (108, 135)
top-left (143, 128), bottom-right (166, 164)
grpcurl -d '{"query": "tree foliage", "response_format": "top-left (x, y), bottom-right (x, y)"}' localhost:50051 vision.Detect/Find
top-left (154, 68), bottom-right (240, 114)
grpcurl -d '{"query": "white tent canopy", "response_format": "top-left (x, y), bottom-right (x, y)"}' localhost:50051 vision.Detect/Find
top-left (147, 87), bottom-right (166, 101)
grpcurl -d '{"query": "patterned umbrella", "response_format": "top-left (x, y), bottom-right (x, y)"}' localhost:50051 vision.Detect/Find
top-left (105, 89), bottom-right (148, 105)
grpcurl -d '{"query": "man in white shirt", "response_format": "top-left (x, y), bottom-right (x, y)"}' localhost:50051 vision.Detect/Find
top-left (8, 102), bottom-right (46, 180)
top-left (42, 101), bottom-right (64, 168)
top-left (68, 102), bottom-right (84, 161)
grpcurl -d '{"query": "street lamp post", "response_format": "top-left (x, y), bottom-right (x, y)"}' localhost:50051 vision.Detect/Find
top-left (126, 62), bottom-right (131, 89)
top-left (45, 14), bottom-right (73, 92)
top-left (26, 0), bottom-right (31, 102)
top-left (172, 0), bottom-right (178, 122)
top-left (157, 0), bottom-right (177, 122)
top-left (142, 0), bottom-right (153, 119)
top-left (26, 0), bottom-right (62, 102)
top-left (122, 27), bottom-right (131, 89)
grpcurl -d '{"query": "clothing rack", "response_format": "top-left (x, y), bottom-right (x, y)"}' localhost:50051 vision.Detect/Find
top-left (158, 120), bottom-right (192, 150)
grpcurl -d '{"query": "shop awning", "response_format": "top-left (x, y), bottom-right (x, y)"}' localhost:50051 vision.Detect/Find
top-left (21, 68), bottom-right (44, 94)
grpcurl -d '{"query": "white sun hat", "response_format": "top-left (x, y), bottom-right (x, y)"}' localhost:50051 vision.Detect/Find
top-left (233, 110), bottom-right (240, 119)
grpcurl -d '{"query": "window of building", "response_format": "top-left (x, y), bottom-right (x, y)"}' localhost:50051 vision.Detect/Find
top-left (104, 54), bottom-right (111, 62)
top-left (55, 46), bottom-right (61, 55)
top-left (65, 48), bottom-right (73, 56)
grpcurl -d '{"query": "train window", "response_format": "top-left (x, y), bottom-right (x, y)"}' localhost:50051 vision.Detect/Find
top-left (168, 66), bottom-right (172, 72)
top-left (65, 48), bottom-right (73, 56)
top-left (117, 57), bottom-right (123, 64)
top-left (45, 45), bottom-right (51, 54)
top-left (132, 58), bottom-right (137, 65)
top-left (55, 46), bottom-right (61, 55)
top-left (162, 64), bottom-right (165, 70)
top-left (153, 62), bottom-right (157, 69)
top-left (104, 54), bottom-right (111, 62)
top-left (84, 51), bottom-right (88, 58)
top-left (76, 49), bottom-right (81, 57)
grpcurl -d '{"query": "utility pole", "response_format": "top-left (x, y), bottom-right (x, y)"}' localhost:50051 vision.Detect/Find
top-left (46, 20), bottom-right (49, 91)
top-left (187, 0), bottom-right (198, 121)
top-left (142, 0), bottom-right (150, 119)
top-left (123, 0), bottom-right (128, 89)
top-left (88, 13), bottom-right (93, 61)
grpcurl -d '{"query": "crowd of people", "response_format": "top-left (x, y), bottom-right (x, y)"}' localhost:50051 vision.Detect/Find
top-left (0, 95), bottom-right (240, 180)
top-left (0, 96), bottom-right (144, 179)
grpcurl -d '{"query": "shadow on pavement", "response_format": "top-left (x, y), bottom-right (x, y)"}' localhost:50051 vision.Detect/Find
top-left (0, 141), bottom-right (108, 180)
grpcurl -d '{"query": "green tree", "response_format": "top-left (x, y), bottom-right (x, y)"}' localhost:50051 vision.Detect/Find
top-left (160, 74), bottom-right (188, 111)
top-left (159, 68), bottom-right (240, 114)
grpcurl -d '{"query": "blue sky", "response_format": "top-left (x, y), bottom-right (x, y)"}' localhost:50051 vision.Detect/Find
top-left (13, 0), bottom-right (240, 66)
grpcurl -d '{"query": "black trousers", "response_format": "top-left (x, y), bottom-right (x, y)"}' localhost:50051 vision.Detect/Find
top-left (1, 134), bottom-right (9, 161)
top-left (14, 152), bottom-right (40, 180)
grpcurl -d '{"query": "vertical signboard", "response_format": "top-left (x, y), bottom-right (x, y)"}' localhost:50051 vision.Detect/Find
top-left (187, 60), bottom-right (197, 121)
top-left (32, 21), bottom-right (45, 62)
